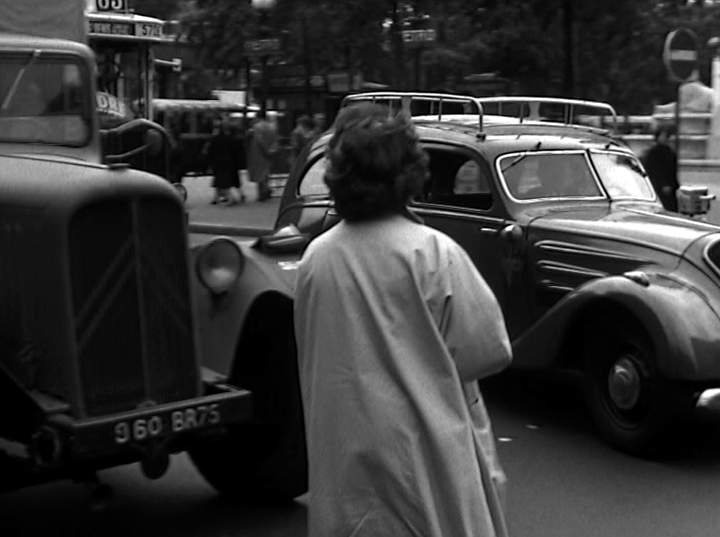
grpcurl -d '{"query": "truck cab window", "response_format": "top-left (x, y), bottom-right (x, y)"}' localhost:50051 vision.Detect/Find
top-left (0, 56), bottom-right (89, 146)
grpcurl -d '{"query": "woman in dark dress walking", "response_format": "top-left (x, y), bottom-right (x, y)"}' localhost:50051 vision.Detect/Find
top-left (208, 119), bottom-right (243, 205)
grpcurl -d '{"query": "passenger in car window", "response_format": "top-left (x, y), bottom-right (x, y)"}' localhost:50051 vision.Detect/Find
top-left (295, 102), bottom-right (512, 537)
top-left (453, 160), bottom-right (486, 194)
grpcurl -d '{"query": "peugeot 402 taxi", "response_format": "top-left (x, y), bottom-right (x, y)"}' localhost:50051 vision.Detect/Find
top-left (194, 91), bottom-right (720, 456)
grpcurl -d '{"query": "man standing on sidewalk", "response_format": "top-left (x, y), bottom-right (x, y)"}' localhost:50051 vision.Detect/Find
top-left (247, 110), bottom-right (278, 201)
top-left (641, 124), bottom-right (679, 212)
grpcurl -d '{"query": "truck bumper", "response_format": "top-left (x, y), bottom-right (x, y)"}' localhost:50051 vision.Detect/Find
top-left (43, 383), bottom-right (252, 462)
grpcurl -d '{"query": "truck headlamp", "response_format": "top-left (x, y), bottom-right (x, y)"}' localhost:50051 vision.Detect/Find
top-left (196, 238), bottom-right (244, 295)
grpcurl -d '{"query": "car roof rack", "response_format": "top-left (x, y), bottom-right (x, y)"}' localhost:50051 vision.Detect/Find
top-left (340, 92), bottom-right (618, 137)
top-left (341, 92), bottom-right (486, 136)
top-left (475, 96), bottom-right (618, 132)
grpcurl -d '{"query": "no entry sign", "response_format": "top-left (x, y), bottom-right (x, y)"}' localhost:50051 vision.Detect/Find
top-left (663, 28), bottom-right (699, 83)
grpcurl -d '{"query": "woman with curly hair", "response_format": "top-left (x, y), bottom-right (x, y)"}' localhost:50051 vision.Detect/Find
top-left (294, 102), bottom-right (513, 537)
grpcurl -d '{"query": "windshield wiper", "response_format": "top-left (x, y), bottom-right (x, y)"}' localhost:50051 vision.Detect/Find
top-left (1, 49), bottom-right (41, 114)
top-left (501, 153), bottom-right (528, 174)
top-left (501, 142), bottom-right (543, 174)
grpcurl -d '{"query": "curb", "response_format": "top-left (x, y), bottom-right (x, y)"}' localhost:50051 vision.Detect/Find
top-left (188, 222), bottom-right (273, 237)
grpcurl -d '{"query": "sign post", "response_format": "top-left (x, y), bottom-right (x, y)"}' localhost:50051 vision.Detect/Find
top-left (663, 28), bottom-right (699, 164)
top-left (401, 28), bottom-right (436, 89)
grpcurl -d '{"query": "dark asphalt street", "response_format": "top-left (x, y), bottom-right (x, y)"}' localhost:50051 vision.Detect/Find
top-left (3, 373), bottom-right (720, 537)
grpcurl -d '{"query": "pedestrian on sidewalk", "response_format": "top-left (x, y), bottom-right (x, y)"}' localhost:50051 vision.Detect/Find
top-left (207, 118), bottom-right (243, 205)
top-left (289, 114), bottom-right (315, 164)
top-left (641, 124), bottom-right (680, 211)
top-left (311, 111), bottom-right (327, 139)
top-left (294, 102), bottom-right (513, 537)
top-left (247, 110), bottom-right (278, 202)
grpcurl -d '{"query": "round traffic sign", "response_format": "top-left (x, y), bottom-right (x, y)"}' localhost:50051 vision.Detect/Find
top-left (663, 28), bottom-right (699, 83)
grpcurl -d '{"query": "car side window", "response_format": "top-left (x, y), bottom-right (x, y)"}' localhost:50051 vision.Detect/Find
top-left (419, 149), bottom-right (493, 210)
top-left (298, 156), bottom-right (330, 197)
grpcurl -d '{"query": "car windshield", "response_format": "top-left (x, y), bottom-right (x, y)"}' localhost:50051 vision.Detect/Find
top-left (0, 53), bottom-right (90, 146)
top-left (589, 151), bottom-right (656, 201)
top-left (499, 151), bottom-right (603, 201)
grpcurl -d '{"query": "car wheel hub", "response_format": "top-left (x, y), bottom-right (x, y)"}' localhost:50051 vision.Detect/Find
top-left (607, 356), bottom-right (642, 410)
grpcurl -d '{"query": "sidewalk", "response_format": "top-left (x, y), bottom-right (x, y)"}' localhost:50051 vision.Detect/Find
top-left (184, 174), bottom-right (281, 236)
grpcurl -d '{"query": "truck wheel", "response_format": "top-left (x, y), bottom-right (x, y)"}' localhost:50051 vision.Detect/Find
top-left (189, 314), bottom-right (307, 503)
top-left (583, 317), bottom-right (695, 455)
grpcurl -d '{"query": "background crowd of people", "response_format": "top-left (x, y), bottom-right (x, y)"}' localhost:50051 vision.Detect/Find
top-left (201, 111), bottom-right (326, 205)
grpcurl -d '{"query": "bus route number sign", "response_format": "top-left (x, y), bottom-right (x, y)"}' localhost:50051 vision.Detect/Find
top-left (95, 0), bottom-right (128, 12)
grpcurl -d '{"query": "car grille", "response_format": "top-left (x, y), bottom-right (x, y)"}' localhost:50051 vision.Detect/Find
top-left (69, 197), bottom-right (197, 417)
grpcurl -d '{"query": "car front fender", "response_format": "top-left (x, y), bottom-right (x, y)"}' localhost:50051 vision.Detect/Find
top-left (512, 273), bottom-right (720, 382)
top-left (190, 236), bottom-right (300, 378)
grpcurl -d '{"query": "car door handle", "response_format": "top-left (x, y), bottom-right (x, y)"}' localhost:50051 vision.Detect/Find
top-left (478, 224), bottom-right (523, 241)
top-left (478, 227), bottom-right (499, 237)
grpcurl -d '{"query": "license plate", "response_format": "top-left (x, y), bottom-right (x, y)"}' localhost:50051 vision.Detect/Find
top-left (113, 403), bottom-right (221, 445)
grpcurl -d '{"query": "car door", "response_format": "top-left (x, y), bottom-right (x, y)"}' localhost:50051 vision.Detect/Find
top-left (412, 143), bottom-right (528, 337)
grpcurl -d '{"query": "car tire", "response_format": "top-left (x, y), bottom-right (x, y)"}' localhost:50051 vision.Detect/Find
top-left (189, 319), bottom-right (307, 503)
top-left (583, 316), bottom-right (695, 456)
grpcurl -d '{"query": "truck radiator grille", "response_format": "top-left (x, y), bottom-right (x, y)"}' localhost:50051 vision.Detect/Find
top-left (69, 198), bottom-right (197, 417)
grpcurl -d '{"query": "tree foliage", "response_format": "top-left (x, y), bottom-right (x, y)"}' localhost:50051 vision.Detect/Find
top-left (171, 0), bottom-right (720, 113)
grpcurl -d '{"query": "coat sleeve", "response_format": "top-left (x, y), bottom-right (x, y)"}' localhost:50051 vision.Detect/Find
top-left (438, 243), bottom-right (512, 382)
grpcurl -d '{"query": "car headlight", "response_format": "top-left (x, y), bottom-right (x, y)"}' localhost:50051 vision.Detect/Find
top-left (195, 238), bottom-right (244, 295)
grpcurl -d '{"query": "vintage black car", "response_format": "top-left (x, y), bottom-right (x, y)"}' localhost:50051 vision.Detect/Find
top-left (193, 91), bottom-right (720, 458)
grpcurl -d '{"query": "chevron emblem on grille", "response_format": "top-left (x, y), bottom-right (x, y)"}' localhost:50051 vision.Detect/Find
top-left (75, 236), bottom-right (135, 353)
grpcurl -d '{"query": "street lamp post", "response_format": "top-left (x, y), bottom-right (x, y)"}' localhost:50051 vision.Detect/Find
top-left (249, 0), bottom-right (277, 114)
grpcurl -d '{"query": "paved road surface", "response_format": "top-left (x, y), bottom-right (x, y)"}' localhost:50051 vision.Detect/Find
top-left (3, 373), bottom-right (720, 537)
top-left (183, 174), bottom-right (281, 233)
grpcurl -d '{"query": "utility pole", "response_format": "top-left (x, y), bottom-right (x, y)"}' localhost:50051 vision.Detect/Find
top-left (562, 0), bottom-right (576, 97)
top-left (391, 1), bottom-right (406, 89)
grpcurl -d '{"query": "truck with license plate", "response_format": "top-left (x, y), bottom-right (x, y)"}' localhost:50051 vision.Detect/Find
top-left (0, 0), bottom-right (302, 502)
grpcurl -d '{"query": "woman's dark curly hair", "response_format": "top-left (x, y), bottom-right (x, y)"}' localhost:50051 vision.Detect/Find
top-left (323, 103), bottom-right (429, 221)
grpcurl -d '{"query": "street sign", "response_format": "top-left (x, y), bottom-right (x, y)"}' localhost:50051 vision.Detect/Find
top-left (244, 38), bottom-right (282, 57)
top-left (663, 28), bottom-right (699, 83)
top-left (401, 29), bottom-right (436, 44)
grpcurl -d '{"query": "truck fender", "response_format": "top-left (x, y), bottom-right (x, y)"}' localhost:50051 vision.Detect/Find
top-left (512, 273), bottom-right (720, 381)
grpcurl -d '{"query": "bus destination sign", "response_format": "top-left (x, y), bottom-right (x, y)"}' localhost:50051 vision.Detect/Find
top-left (89, 20), bottom-right (164, 39)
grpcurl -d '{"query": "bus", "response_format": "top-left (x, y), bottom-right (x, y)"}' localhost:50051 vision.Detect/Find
top-left (152, 98), bottom-right (259, 180)
top-left (84, 0), bottom-right (177, 177)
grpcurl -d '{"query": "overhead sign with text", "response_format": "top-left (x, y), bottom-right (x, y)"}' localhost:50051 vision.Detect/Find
top-left (401, 28), bottom-right (436, 46)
